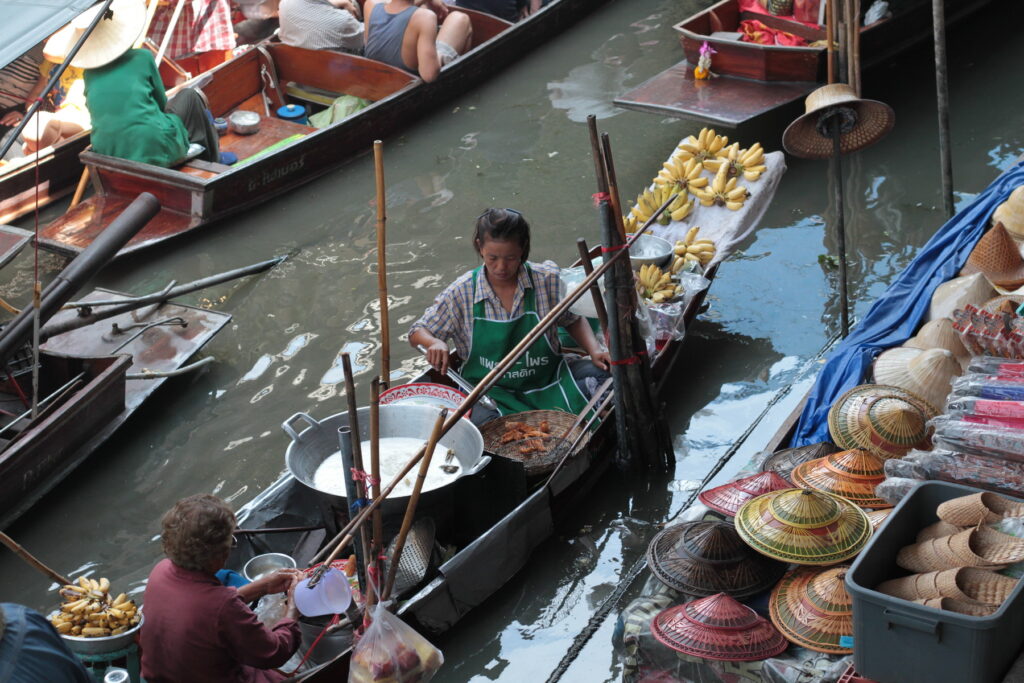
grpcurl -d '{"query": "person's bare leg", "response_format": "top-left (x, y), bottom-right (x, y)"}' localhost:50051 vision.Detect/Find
top-left (21, 112), bottom-right (62, 154)
top-left (437, 11), bottom-right (472, 54)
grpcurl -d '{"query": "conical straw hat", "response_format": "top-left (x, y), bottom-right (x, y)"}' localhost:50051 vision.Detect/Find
top-left (769, 566), bottom-right (854, 654)
top-left (652, 593), bottom-right (790, 661)
top-left (904, 318), bottom-right (970, 369)
top-left (44, 0), bottom-right (146, 69)
top-left (827, 384), bottom-right (938, 460)
top-left (927, 272), bottom-right (995, 322)
top-left (782, 84), bottom-right (895, 160)
top-left (647, 520), bottom-right (788, 599)
top-left (872, 348), bottom-right (961, 412)
top-left (866, 507), bottom-right (893, 532)
top-left (790, 449), bottom-right (890, 509)
top-left (761, 442), bottom-right (841, 483)
top-left (963, 223), bottom-right (1024, 289)
top-left (735, 488), bottom-right (872, 565)
top-left (993, 185), bottom-right (1024, 240)
top-left (699, 471), bottom-right (791, 517)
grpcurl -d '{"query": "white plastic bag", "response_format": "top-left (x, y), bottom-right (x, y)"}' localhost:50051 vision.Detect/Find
top-left (348, 602), bottom-right (443, 683)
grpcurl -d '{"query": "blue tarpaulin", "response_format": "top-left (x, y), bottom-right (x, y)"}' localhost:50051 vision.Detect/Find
top-left (791, 160), bottom-right (1024, 447)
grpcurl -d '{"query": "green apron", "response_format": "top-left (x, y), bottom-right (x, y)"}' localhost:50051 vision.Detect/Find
top-left (461, 265), bottom-right (589, 416)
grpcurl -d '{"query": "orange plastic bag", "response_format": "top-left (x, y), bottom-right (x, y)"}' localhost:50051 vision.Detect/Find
top-left (348, 603), bottom-right (443, 683)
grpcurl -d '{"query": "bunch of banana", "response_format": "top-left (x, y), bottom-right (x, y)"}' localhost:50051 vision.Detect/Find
top-left (673, 226), bottom-right (716, 268)
top-left (675, 127), bottom-right (729, 169)
top-left (703, 142), bottom-right (767, 181)
top-left (691, 163), bottom-right (749, 210)
top-left (637, 264), bottom-right (681, 303)
top-left (630, 183), bottom-right (689, 225)
top-left (50, 576), bottom-right (140, 637)
top-left (654, 156), bottom-right (709, 195)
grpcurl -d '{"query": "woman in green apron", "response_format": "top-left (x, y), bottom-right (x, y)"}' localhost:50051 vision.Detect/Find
top-left (410, 208), bottom-right (610, 426)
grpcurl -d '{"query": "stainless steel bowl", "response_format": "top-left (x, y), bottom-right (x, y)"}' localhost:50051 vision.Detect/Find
top-left (228, 110), bottom-right (261, 135)
top-left (243, 552), bottom-right (297, 582)
top-left (629, 233), bottom-right (673, 269)
top-left (59, 613), bottom-right (143, 656)
top-left (281, 405), bottom-right (488, 515)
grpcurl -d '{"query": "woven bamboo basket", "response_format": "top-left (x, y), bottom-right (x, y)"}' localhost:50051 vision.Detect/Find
top-left (936, 491), bottom-right (1024, 527)
top-left (877, 567), bottom-right (1018, 606)
top-left (478, 410), bottom-right (588, 476)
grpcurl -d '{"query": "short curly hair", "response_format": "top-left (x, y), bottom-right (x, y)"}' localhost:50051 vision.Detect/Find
top-left (161, 494), bottom-right (235, 573)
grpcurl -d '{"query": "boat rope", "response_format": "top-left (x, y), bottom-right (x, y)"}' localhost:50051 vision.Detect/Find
top-left (30, 106), bottom-right (42, 420)
top-left (544, 331), bottom-right (842, 683)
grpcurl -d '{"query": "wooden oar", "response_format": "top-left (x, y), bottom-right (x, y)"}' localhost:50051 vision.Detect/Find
top-left (309, 193), bottom-right (679, 574)
top-left (381, 408), bottom-right (446, 602)
top-left (373, 141), bottom-right (391, 389)
top-left (0, 531), bottom-right (71, 586)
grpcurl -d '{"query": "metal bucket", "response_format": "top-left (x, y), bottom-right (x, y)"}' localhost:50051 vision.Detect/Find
top-left (281, 405), bottom-right (488, 516)
top-left (297, 615), bottom-right (352, 666)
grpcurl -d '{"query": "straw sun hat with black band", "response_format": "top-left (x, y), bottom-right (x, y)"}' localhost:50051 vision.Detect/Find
top-left (44, 0), bottom-right (147, 70)
top-left (782, 83), bottom-right (895, 160)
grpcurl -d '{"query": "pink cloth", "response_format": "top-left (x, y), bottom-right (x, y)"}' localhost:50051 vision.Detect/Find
top-left (737, 0), bottom-right (821, 29)
top-left (140, 559), bottom-right (300, 683)
top-left (150, 0), bottom-right (236, 60)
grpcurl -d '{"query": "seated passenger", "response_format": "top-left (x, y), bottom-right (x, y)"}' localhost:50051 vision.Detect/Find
top-left (141, 494), bottom-right (303, 683)
top-left (279, 0), bottom-right (364, 52)
top-left (20, 51), bottom-right (90, 155)
top-left (363, 0), bottom-right (472, 83)
top-left (46, 0), bottom-right (222, 167)
top-left (0, 603), bottom-right (92, 682)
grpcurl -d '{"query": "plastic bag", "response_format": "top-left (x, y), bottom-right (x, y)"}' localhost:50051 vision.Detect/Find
top-left (931, 415), bottom-right (1024, 462)
top-left (640, 271), bottom-right (710, 343)
top-left (235, 0), bottom-right (279, 20)
top-left (875, 477), bottom-right (920, 505)
top-left (348, 602), bottom-right (443, 683)
top-left (254, 593), bottom-right (288, 627)
top-left (949, 375), bottom-right (1024, 402)
top-left (966, 356), bottom-right (1024, 378)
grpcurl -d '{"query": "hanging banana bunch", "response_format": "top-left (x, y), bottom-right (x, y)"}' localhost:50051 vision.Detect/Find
top-left (637, 264), bottom-right (682, 303)
top-left (675, 127), bottom-right (730, 169)
top-left (691, 163), bottom-right (749, 210)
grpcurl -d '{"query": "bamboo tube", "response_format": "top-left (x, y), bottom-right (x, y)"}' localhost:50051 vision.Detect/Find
top-left (575, 238), bottom-right (609, 337)
top-left (826, 0), bottom-right (835, 84)
top-left (309, 192), bottom-right (679, 570)
top-left (340, 353), bottom-right (371, 593)
top-left (366, 376), bottom-right (384, 611)
top-left (0, 531), bottom-right (71, 586)
top-left (69, 169), bottom-right (89, 209)
top-left (600, 133), bottom-right (629, 243)
top-left (381, 409), bottom-right (447, 602)
top-left (373, 141), bottom-right (391, 389)
top-left (586, 115), bottom-right (609, 195)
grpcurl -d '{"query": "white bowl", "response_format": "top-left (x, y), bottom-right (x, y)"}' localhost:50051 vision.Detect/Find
top-left (628, 233), bottom-right (673, 269)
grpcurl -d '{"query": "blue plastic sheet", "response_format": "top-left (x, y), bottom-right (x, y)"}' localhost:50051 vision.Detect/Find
top-left (791, 161), bottom-right (1024, 447)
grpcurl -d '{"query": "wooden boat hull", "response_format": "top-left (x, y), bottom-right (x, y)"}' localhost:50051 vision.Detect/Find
top-left (0, 133), bottom-right (90, 225)
top-left (38, 0), bottom-right (610, 259)
top-left (0, 290), bottom-right (231, 529)
top-left (0, 225), bottom-right (31, 269)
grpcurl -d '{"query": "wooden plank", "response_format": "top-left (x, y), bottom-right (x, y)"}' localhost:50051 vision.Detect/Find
top-left (219, 113), bottom-right (314, 161)
top-left (0, 226), bottom-right (31, 269)
top-left (614, 61), bottom-right (815, 127)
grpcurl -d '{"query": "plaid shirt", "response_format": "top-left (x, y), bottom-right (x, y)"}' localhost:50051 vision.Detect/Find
top-left (409, 261), bottom-right (579, 361)
top-left (150, 0), bottom-right (236, 59)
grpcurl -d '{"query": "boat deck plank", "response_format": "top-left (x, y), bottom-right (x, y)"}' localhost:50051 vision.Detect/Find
top-left (221, 95), bottom-right (316, 161)
top-left (614, 60), bottom-right (816, 127)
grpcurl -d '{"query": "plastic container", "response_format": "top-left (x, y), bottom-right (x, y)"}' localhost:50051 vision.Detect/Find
top-left (293, 568), bottom-right (352, 617)
top-left (846, 481), bottom-right (1024, 683)
top-left (276, 104), bottom-right (308, 125)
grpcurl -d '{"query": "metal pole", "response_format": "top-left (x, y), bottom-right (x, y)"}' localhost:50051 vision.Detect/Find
top-left (932, 0), bottom-right (955, 218)
top-left (831, 117), bottom-right (850, 338)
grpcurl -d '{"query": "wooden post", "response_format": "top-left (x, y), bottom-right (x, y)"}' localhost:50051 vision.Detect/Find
top-left (932, 0), bottom-right (955, 218)
top-left (826, 0), bottom-right (836, 84)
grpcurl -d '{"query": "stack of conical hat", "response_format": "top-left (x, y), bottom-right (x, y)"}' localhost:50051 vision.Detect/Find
top-left (769, 565), bottom-right (855, 654)
top-left (651, 592), bottom-right (789, 662)
top-left (963, 223), bottom-right (1024, 289)
top-left (927, 272), bottom-right (994, 322)
top-left (827, 384), bottom-right (938, 460)
top-left (994, 185), bottom-right (1024, 240)
top-left (735, 488), bottom-right (872, 565)
top-left (903, 318), bottom-right (971, 370)
top-left (790, 449), bottom-right (890, 509)
top-left (872, 348), bottom-right (961, 412)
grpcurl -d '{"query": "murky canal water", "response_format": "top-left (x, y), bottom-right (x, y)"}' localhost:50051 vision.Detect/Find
top-left (1, 0), bottom-right (1022, 680)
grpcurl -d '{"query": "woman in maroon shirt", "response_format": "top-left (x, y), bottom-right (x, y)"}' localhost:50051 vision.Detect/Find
top-left (140, 494), bottom-right (303, 683)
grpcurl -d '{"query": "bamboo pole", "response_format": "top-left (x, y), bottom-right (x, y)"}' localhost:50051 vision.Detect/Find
top-left (850, 0), bottom-right (861, 95)
top-left (0, 531), bottom-right (71, 586)
top-left (831, 118), bottom-right (850, 338)
top-left (340, 353), bottom-right (371, 592)
top-left (69, 169), bottom-right (89, 209)
top-left (309, 193), bottom-right (679, 570)
top-left (932, 0), bottom-right (954, 218)
top-left (826, 0), bottom-right (836, 84)
top-left (366, 376), bottom-right (384, 611)
top-left (373, 141), bottom-right (391, 388)
top-left (381, 409), bottom-right (446, 602)
top-left (575, 238), bottom-right (609, 337)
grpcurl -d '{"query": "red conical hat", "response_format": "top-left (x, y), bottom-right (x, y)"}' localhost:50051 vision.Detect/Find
top-left (652, 593), bottom-right (789, 662)
top-left (699, 471), bottom-right (791, 517)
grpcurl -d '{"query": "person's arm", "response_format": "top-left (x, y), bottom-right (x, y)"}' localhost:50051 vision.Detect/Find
top-left (413, 10), bottom-right (442, 82)
top-left (235, 568), bottom-right (303, 604)
top-left (566, 317), bottom-right (609, 370)
top-left (410, 327), bottom-right (450, 375)
top-left (219, 582), bottom-right (301, 669)
top-left (327, 0), bottom-right (361, 19)
top-left (141, 51), bottom-right (168, 110)
top-left (415, 0), bottom-right (449, 20)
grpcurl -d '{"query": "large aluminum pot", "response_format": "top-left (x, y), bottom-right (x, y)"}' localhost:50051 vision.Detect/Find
top-left (282, 405), bottom-right (488, 515)
top-left (59, 613), bottom-right (143, 656)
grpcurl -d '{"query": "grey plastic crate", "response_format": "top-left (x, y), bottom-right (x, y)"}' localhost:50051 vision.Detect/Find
top-left (846, 481), bottom-right (1024, 683)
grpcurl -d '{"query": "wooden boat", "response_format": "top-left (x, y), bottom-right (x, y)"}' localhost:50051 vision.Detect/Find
top-left (614, 0), bottom-right (992, 127)
top-left (37, 0), bottom-right (608, 259)
top-left (0, 289), bottom-right (230, 529)
top-left (0, 225), bottom-right (31, 270)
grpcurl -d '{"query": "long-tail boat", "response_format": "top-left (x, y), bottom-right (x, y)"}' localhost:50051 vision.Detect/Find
top-left (37, 0), bottom-right (608, 259)
top-left (614, 0), bottom-right (992, 127)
